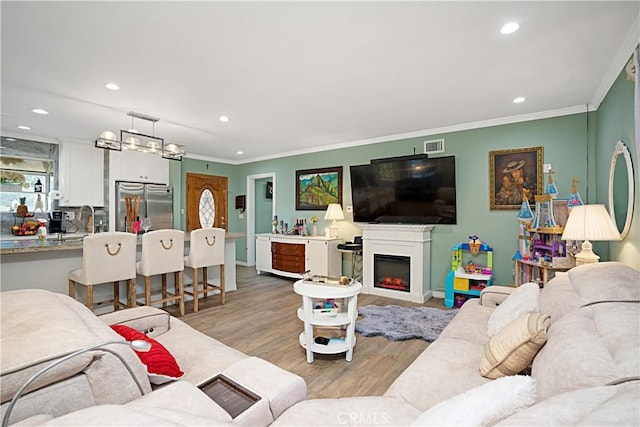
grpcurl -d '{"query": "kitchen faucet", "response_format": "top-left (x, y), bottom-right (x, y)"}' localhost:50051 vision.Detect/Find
top-left (79, 205), bottom-right (95, 234)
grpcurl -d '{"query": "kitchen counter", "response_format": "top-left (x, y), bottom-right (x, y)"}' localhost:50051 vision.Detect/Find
top-left (1, 231), bottom-right (246, 306)
top-left (0, 232), bottom-right (245, 255)
top-left (0, 234), bottom-right (86, 254)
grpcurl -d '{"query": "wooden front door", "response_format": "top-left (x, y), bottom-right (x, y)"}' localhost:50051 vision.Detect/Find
top-left (186, 173), bottom-right (228, 232)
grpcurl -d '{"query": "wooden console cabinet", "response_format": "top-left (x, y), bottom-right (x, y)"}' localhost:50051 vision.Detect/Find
top-left (256, 234), bottom-right (342, 279)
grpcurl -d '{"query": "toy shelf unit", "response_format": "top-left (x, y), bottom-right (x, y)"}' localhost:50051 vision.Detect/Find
top-left (444, 241), bottom-right (494, 308)
top-left (515, 259), bottom-right (571, 287)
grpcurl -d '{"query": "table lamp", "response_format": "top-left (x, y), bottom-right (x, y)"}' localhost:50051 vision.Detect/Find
top-left (324, 204), bottom-right (344, 238)
top-left (561, 204), bottom-right (622, 266)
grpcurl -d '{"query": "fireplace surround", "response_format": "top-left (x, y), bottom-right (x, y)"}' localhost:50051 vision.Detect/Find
top-left (360, 224), bottom-right (434, 303)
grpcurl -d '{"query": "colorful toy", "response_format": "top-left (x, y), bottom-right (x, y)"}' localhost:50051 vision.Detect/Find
top-left (445, 238), bottom-right (494, 308)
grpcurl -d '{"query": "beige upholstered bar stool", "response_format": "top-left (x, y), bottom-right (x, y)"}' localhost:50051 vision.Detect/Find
top-left (68, 232), bottom-right (137, 312)
top-left (136, 229), bottom-right (185, 317)
top-left (184, 227), bottom-right (225, 312)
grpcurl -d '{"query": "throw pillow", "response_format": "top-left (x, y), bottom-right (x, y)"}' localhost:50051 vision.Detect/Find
top-left (480, 312), bottom-right (550, 379)
top-left (411, 375), bottom-right (536, 426)
top-left (487, 282), bottom-right (540, 337)
top-left (110, 324), bottom-right (184, 385)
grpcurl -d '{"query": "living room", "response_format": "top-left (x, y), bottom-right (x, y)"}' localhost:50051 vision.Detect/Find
top-left (1, 2), bottom-right (639, 425)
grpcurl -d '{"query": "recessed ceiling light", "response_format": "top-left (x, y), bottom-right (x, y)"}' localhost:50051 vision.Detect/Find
top-left (105, 83), bottom-right (120, 91)
top-left (17, 125), bottom-right (31, 130)
top-left (237, 150), bottom-right (243, 155)
top-left (513, 97), bottom-right (526, 104)
top-left (219, 116), bottom-right (230, 122)
top-left (30, 108), bottom-right (49, 115)
top-left (501, 22), bottom-right (520, 35)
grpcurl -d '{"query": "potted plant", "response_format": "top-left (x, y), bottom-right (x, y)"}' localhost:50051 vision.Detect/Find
top-left (0, 171), bottom-right (27, 192)
top-left (310, 215), bottom-right (319, 236)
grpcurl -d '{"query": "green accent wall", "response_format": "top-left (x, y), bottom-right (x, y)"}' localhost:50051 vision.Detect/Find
top-left (172, 58), bottom-right (639, 287)
top-left (595, 63), bottom-right (639, 270)
top-left (234, 114), bottom-right (590, 289)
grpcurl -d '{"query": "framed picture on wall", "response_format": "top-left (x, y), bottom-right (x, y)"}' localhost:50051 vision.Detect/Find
top-left (295, 166), bottom-right (342, 210)
top-left (489, 146), bottom-right (544, 210)
top-left (266, 181), bottom-right (273, 199)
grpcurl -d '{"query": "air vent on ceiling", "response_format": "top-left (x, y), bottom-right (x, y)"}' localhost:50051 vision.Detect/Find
top-left (424, 139), bottom-right (445, 155)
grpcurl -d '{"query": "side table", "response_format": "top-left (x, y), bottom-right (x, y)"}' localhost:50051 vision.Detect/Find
top-left (293, 279), bottom-right (362, 363)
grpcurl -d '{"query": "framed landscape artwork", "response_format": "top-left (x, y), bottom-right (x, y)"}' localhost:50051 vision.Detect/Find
top-left (295, 166), bottom-right (342, 210)
top-left (489, 146), bottom-right (544, 210)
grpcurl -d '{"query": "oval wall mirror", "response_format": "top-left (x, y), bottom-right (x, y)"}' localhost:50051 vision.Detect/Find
top-left (608, 141), bottom-right (634, 239)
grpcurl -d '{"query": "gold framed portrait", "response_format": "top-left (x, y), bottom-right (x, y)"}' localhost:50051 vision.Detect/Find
top-left (490, 146), bottom-right (544, 210)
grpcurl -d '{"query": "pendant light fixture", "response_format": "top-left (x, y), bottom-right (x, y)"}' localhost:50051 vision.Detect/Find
top-left (95, 111), bottom-right (185, 161)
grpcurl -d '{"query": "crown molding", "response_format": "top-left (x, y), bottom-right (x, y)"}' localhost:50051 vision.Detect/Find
top-left (228, 105), bottom-right (590, 164)
top-left (591, 16), bottom-right (639, 108)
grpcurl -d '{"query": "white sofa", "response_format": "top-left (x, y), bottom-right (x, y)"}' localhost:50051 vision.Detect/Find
top-left (273, 262), bottom-right (640, 426)
top-left (0, 290), bottom-right (307, 426)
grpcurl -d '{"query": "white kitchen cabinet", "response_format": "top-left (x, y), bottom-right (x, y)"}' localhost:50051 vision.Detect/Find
top-left (110, 149), bottom-right (169, 184)
top-left (254, 234), bottom-right (342, 278)
top-left (58, 142), bottom-right (104, 207)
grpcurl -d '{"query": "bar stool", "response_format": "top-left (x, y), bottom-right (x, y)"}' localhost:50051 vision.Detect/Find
top-left (69, 232), bottom-right (137, 312)
top-left (136, 229), bottom-right (185, 317)
top-left (184, 227), bottom-right (225, 312)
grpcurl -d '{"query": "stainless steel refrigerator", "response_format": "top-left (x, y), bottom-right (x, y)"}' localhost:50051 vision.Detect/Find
top-left (115, 182), bottom-right (174, 232)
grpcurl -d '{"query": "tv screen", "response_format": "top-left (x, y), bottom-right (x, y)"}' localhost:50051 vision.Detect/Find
top-left (350, 156), bottom-right (457, 224)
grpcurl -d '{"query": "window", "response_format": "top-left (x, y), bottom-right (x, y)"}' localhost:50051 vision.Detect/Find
top-left (0, 171), bottom-right (50, 213)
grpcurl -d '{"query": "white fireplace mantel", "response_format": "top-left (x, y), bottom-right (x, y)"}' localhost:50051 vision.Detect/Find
top-left (360, 223), bottom-right (434, 303)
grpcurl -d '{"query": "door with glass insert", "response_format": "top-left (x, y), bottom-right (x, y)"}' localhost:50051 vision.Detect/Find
top-left (186, 173), bottom-right (228, 231)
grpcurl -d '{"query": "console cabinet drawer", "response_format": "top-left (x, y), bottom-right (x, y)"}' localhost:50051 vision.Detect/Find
top-left (272, 257), bottom-right (306, 274)
top-left (272, 242), bottom-right (305, 256)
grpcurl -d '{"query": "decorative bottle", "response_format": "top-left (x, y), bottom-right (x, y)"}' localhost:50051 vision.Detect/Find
top-left (37, 220), bottom-right (47, 243)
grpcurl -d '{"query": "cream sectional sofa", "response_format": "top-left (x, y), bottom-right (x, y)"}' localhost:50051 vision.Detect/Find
top-left (274, 262), bottom-right (640, 426)
top-left (0, 290), bottom-right (306, 426)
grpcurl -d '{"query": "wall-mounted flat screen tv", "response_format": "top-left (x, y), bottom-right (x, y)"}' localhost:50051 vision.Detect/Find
top-left (350, 155), bottom-right (457, 224)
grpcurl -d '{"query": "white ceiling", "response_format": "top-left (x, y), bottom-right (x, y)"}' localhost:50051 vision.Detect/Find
top-left (1, 1), bottom-right (638, 164)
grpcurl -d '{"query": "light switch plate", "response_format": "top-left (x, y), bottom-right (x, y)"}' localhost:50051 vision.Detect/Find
top-left (543, 163), bottom-right (552, 173)
top-left (346, 206), bottom-right (353, 213)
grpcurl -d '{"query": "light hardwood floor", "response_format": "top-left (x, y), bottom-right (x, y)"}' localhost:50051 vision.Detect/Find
top-left (167, 266), bottom-right (447, 399)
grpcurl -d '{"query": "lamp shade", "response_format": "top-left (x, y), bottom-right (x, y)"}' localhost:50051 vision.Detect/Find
top-left (561, 204), bottom-right (622, 241)
top-left (324, 204), bottom-right (345, 220)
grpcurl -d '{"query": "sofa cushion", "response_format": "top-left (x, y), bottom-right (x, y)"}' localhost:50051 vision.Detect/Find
top-left (411, 375), bottom-right (536, 426)
top-left (480, 312), bottom-right (550, 379)
top-left (100, 306), bottom-right (172, 338)
top-left (384, 300), bottom-right (493, 410)
top-left (532, 301), bottom-right (640, 401)
top-left (540, 262), bottom-right (640, 322)
top-left (272, 396), bottom-right (422, 426)
top-left (438, 298), bottom-right (492, 346)
top-left (496, 381), bottom-right (640, 426)
top-left (110, 325), bottom-right (184, 384)
top-left (487, 282), bottom-right (539, 337)
top-left (0, 289), bottom-right (151, 424)
top-left (384, 336), bottom-right (491, 411)
top-left (222, 357), bottom-right (307, 420)
top-left (126, 380), bottom-right (273, 426)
